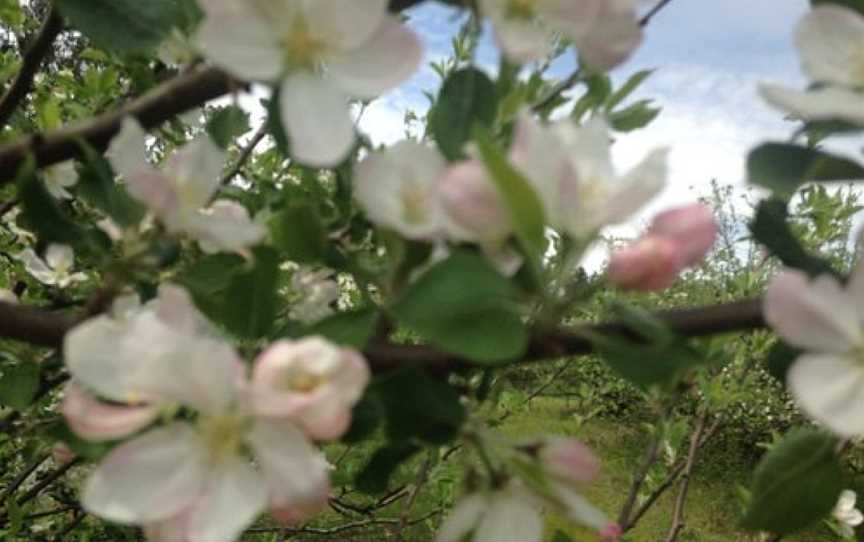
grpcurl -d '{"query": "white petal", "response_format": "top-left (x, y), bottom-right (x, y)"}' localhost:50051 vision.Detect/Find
top-left (759, 84), bottom-right (864, 126)
top-left (148, 283), bottom-right (213, 337)
top-left (195, 8), bottom-right (283, 82)
top-left (474, 492), bottom-right (543, 542)
top-left (83, 424), bottom-right (208, 523)
top-left (17, 249), bottom-right (57, 285)
top-left (45, 244), bottom-right (74, 272)
top-left (796, 6), bottom-right (864, 86)
top-left (434, 493), bottom-right (486, 542)
top-left (788, 354), bottom-right (864, 437)
top-left (354, 140), bottom-right (447, 240)
top-left (303, 0), bottom-right (387, 51)
top-left (575, 10), bottom-right (642, 70)
top-left (186, 201), bottom-right (265, 255)
top-left (164, 137), bottom-right (227, 213)
top-left (838, 489), bottom-right (858, 514)
top-left (125, 169), bottom-right (181, 226)
top-left (280, 74), bottom-right (355, 167)
top-left (247, 419), bottom-right (331, 509)
top-left (61, 382), bottom-right (158, 441)
top-left (108, 117), bottom-right (150, 181)
top-left (327, 17), bottom-right (422, 98)
top-left (554, 483), bottom-right (610, 531)
top-left (764, 270), bottom-right (862, 352)
top-left (494, 19), bottom-right (555, 63)
top-left (184, 458), bottom-right (267, 542)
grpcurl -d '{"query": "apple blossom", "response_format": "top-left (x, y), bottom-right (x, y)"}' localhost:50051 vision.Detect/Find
top-left (195, 0), bottom-right (423, 167)
top-left (17, 244), bottom-right (86, 287)
top-left (764, 261), bottom-right (864, 436)
top-left (439, 159), bottom-right (512, 244)
top-left (435, 487), bottom-right (544, 542)
top-left (51, 442), bottom-right (76, 466)
top-left (249, 337), bottom-right (370, 441)
top-left (834, 489), bottom-right (864, 538)
top-left (288, 268), bottom-right (340, 324)
top-left (354, 140), bottom-right (449, 241)
top-left (511, 113), bottom-right (667, 238)
top-left (43, 160), bottom-right (78, 200)
top-left (573, 0), bottom-right (643, 71)
top-left (108, 117), bottom-right (265, 255)
top-left (760, 6), bottom-right (864, 125)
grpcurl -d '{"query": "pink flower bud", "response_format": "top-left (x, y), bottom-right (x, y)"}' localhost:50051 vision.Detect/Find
top-left (606, 235), bottom-right (683, 291)
top-left (540, 437), bottom-right (601, 485)
top-left (599, 522), bottom-right (623, 541)
top-left (439, 159), bottom-right (511, 243)
top-left (51, 442), bottom-right (76, 465)
top-left (650, 203), bottom-right (717, 267)
top-left (61, 382), bottom-right (158, 442)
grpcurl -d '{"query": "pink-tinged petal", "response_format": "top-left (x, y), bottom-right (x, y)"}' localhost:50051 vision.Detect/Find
top-left (434, 493), bottom-right (487, 542)
top-left (554, 483), bottom-right (611, 532)
top-left (788, 353), bottom-right (864, 437)
top-left (764, 270), bottom-right (861, 352)
top-left (194, 7), bottom-right (283, 82)
top-left (52, 442), bottom-right (76, 465)
top-left (796, 6), bottom-right (864, 86)
top-left (327, 16), bottom-right (422, 98)
top-left (126, 169), bottom-right (181, 225)
top-left (183, 458), bottom-right (267, 542)
top-left (187, 201), bottom-right (266, 255)
top-left (304, 0), bottom-right (387, 50)
top-left (759, 84), bottom-right (864, 125)
top-left (600, 523), bottom-right (623, 542)
top-left (650, 203), bottom-right (717, 266)
top-left (269, 479), bottom-right (329, 526)
top-left (83, 423), bottom-right (208, 523)
top-left (606, 235), bottom-right (683, 292)
top-left (280, 74), bottom-right (355, 167)
top-left (575, 9), bottom-right (642, 71)
top-left (474, 491), bottom-right (543, 542)
top-left (164, 137), bottom-right (227, 213)
top-left (149, 284), bottom-right (212, 336)
top-left (61, 382), bottom-right (158, 441)
top-left (439, 159), bottom-right (511, 243)
top-left (247, 419), bottom-right (331, 514)
top-left (539, 437), bottom-right (601, 485)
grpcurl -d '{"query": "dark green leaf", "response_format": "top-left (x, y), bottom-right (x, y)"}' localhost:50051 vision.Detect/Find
top-left (766, 341), bottom-right (800, 386)
top-left (342, 391), bottom-right (385, 444)
top-left (571, 73), bottom-right (612, 122)
top-left (178, 253), bottom-right (246, 295)
top-left (223, 247), bottom-right (281, 339)
top-left (207, 106), bottom-right (251, 150)
top-left (609, 99), bottom-right (661, 132)
top-left (265, 92), bottom-right (291, 157)
top-left (551, 531), bottom-right (575, 542)
top-left (743, 429), bottom-right (843, 536)
top-left (593, 332), bottom-right (707, 388)
top-left (306, 308), bottom-right (380, 349)
top-left (55, 0), bottom-right (184, 52)
top-left (76, 143), bottom-right (145, 228)
top-left (390, 251), bottom-right (528, 364)
top-left (268, 204), bottom-right (327, 263)
top-left (0, 362), bottom-right (40, 410)
top-left (430, 68), bottom-right (499, 161)
top-left (474, 126), bottom-right (546, 268)
top-left (45, 422), bottom-right (115, 461)
top-left (750, 198), bottom-right (839, 278)
top-left (748, 143), bottom-right (864, 197)
top-left (355, 441), bottom-right (420, 494)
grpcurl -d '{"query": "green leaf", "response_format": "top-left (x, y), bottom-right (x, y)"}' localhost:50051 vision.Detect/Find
top-left (306, 308), bottom-right (380, 349)
top-left (750, 198), bottom-right (839, 278)
top-left (606, 69), bottom-right (654, 110)
top-left (571, 73), bottom-right (612, 122)
top-left (373, 368), bottom-right (466, 444)
top-left (474, 126), bottom-right (546, 268)
top-left (355, 441), bottom-right (421, 494)
top-left (207, 106), bottom-right (251, 150)
top-left (748, 143), bottom-right (864, 197)
top-left (268, 204), bottom-right (327, 263)
top-left (223, 247), bottom-right (281, 339)
top-left (593, 332), bottom-right (707, 388)
top-left (390, 251), bottom-right (528, 364)
top-left (742, 428), bottom-right (843, 536)
top-left (265, 92), bottom-right (291, 157)
top-left (551, 531), bottom-right (575, 542)
top-left (76, 143), bottom-right (145, 228)
top-left (45, 422), bottom-right (115, 461)
top-left (609, 99), bottom-right (661, 132)
top-left (55, 0), bottom-right (184, 52)
top-left (17, 159), bottom-right (93, 249)
top-left (0, 362), bottom-right (40, 410)
top-left (429, 68), bottom-right (499, 161)
top-left (765, 341), bottom-right (800, 386)
top-left (342, 392), bottom-right (385, 444)
top-left (178, 253), bottom-right (246, 295)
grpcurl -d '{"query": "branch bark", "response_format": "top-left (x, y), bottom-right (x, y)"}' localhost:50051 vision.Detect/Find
top-left (0, 6), bottom-right (64, 128)
top-left (664, 410), bottom-right (708, 542)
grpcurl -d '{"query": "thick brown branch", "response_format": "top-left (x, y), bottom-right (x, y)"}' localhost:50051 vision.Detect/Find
top-left (0, 6), bottom-right (64, 128)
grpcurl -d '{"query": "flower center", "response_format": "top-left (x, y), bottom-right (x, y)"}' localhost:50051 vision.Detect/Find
top-left (281, 16), bottom-right (328, 70)
top-left (400, 182), bottom-right (431, 225)
top-left (283, 371), bottom-right (328, 393)
top-left (506, 0), bottom-right (539, 19)
top-left (197, 412), bottom-right (250, 464)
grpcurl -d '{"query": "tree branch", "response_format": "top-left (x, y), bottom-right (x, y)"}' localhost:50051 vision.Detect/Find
top-left (640, 0), bottom-right (674, 27)
top-left (0, 6), bottom-right (64, 128)
top-left (664, 410), bottom-right (708, 542)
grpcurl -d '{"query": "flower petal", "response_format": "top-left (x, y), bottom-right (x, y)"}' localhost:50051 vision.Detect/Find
top-left (434, 493), bottom-right (487, 542)
top-left (45, 244), bottom-right (73, 272)
top-left (61, 382), bottom-right (158, 441)
top-left (194, 5), bottom-right (283, 82)
top-left (764, 269), bottom-right (861, 352)
top-left (186, 201), bottom-right (266, 255)
top-left (327, 16), bottom-right (422, 98)
top-left (107, 117), bottom-right (150, 181)
top-left (280, 74), bottom-right (355, 167)
top-left (474, 491), bottom-right (543, 542)
top-left (304, 0), bottom-right (387, 50)
top-left (796, 6), bottom-right (864, 86)
top-left (788, 353), bottom-right (864, 437)
top-left (83, 423), bottom-right (207, 523)
top-left (575, 7), bottom-right (642, 71)
top-left (554, 483), bottom-right (611, 532)
top-left (759, 84), bottom-right (864, 126)
top-left (164, 137), bottom-right (227, 213)
top-left (17, 249), bottom-right (56, 285)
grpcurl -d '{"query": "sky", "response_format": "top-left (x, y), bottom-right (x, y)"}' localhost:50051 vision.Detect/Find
top-left (356, 0), bottom-right (824, 248)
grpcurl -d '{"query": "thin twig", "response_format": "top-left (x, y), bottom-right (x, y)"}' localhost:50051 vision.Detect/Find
top-left (639, 0), bottom-right (674, 27)
top-left (531, 71), bottom-right (582, 113)
top-left (395, 454), bottom-right (433, 540)
top-left (0, 6), bottom-right (63, 127)
top-left (219, 124), bottom-right (268, 188)
top-left (664, 410), bottom-right (708, 542)
top-left (0, 453), bottom-right (50, 504)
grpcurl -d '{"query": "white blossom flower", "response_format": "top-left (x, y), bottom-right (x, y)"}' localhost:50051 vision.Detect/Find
top-left (764, 262), bottom-right (864, 436)
top-left (834, 489), bottom-right (864, 538)
top-left (511, 113), bottom-right (667, 238)
top-left (195, 0), bottom-right (423, 167)
top-left (62, 286), bottom-right (361, 542)
top-left (288, 268), bottom-right (339, 324)
top-left (43, 160), bottom-right (78, 200)
top-left (478, 0), bottom-right (641, 69)
top-left (17, 244), bottom-right (87, 287)
top-left (760, 6), bottom-right (864, 125)
top-left (435, 487), bottom-right (543, 542)
top-left (108, 118), bottom-right (265, 255)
